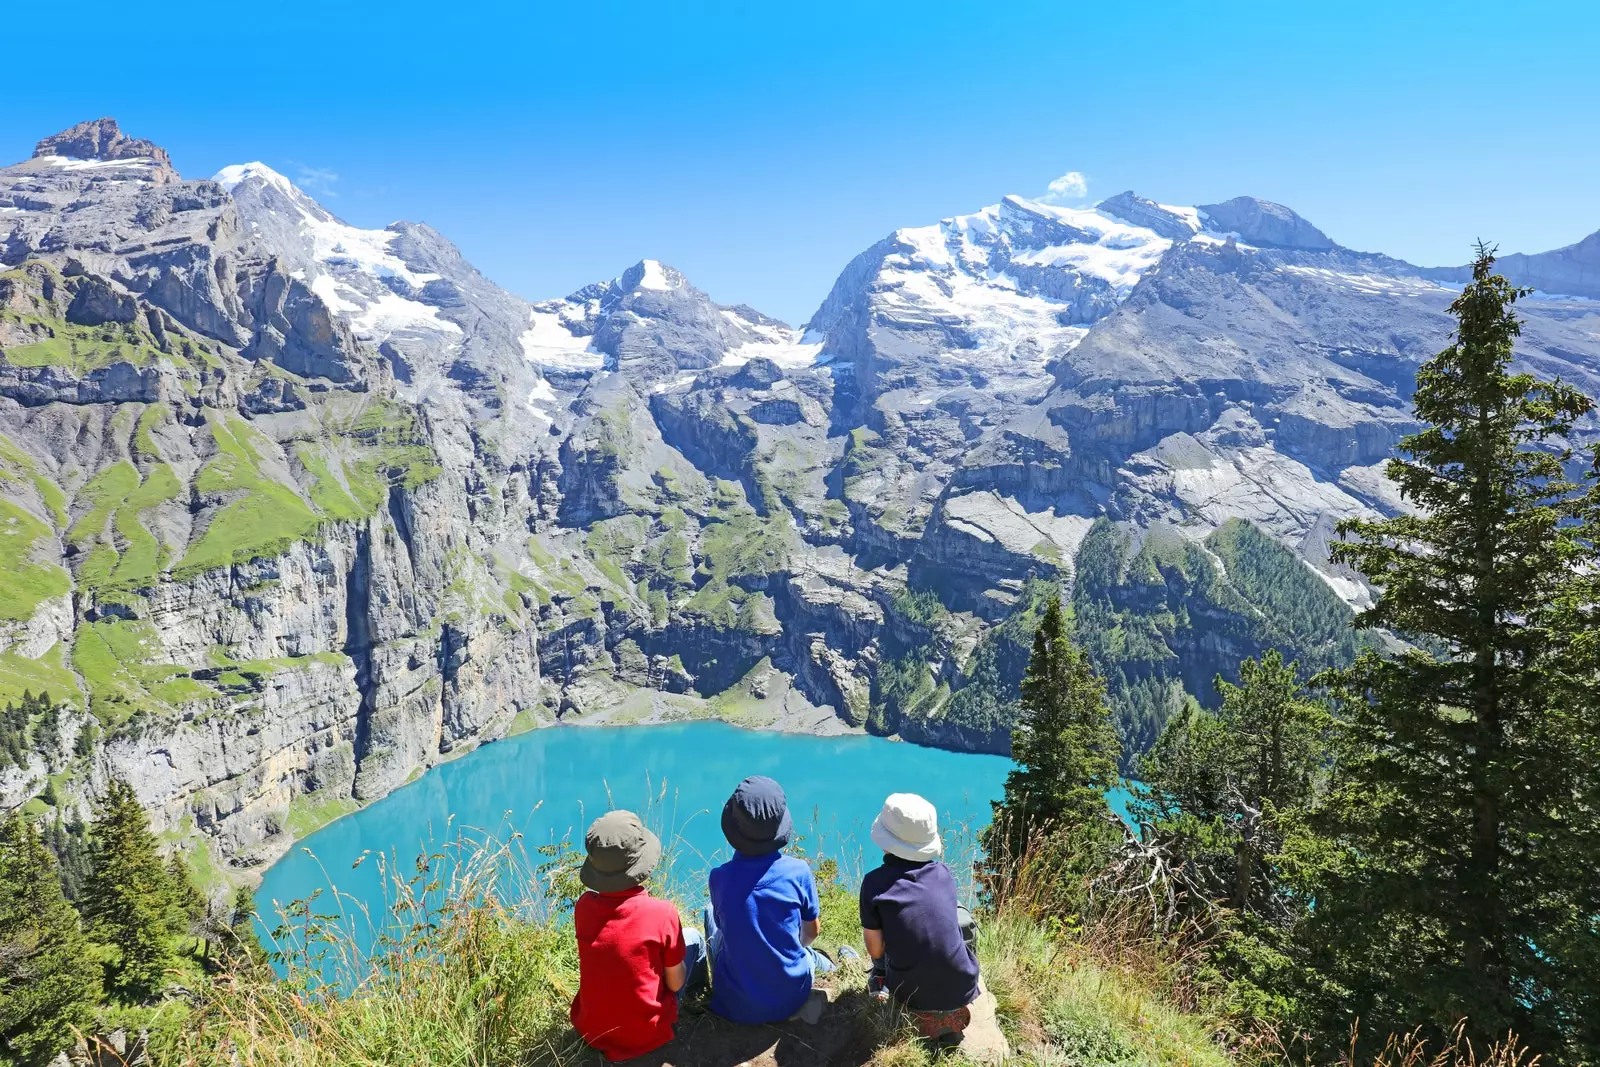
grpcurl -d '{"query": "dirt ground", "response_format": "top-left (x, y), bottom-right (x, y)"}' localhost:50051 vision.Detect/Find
top-left (565, 976), bottom-right (1009, 1067)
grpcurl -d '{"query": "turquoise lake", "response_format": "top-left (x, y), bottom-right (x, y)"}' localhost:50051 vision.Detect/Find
top-left (255, 721), bottom-right (1134, 959)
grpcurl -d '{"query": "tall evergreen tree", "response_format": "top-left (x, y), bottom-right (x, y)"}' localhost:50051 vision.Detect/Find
top-left (0, 815), bottom-right (101, 1066)
top-left (1140, 651), bottom-right (1327, 913)
top-left (984, 594), bottom-right (1121, 869)
top-left (1136, 654), bottom-right (1329, 1022)
top-left (41, 816), bottom-right (92, 903)
top-left (166, 856), bottom-right (206, 926)
top-left (81, 779), bottom-right (179, 1000)
top-left (1304, 248), bottom-right (1600, 1058)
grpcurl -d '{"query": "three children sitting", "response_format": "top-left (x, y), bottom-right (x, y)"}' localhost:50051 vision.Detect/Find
top-left (568, 777), bottom-right (983, 1060)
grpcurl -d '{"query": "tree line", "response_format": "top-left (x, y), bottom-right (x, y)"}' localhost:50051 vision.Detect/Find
top-left (0, 779), bottom-right (266, 1065)
top-left (982, 248), bottom-right (1600, 1065)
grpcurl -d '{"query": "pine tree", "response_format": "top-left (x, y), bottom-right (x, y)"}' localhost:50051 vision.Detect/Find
top-left (41, 816), bottom-right (92, 903)
top-left (1304, 247), bottom-right (1600, 1058)
top-left (0, 815), bottom-right (101, 1066)
top-left (81, 779), bottom-right (178, 1000)
top-left (984, 594), bottom-right (1121, 870)
top-left (165, 854), bottom-right (208, 958)
top-left (166, 856), bottom-right (205, 923)
top-left (32, 694), bottom-right (58, 768)
top-left (1132, 654), bottom-right (1329, 1021)
top-left (1140, 651), bottom-right (1327, 913)
top-left (221, 885), bottom-right (269, 973)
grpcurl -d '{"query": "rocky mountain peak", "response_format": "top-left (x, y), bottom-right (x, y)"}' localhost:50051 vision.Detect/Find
top-left (214, 160), bottom-right (297, 196)
top-left (618, 259), bottom-right (687, 294)
top-left (1095, 191), bottom-right (1203, 241)
top-left (1197, 195), bottom-right (1334, 250)
top-left (31, 117), bottom-right (175, 178)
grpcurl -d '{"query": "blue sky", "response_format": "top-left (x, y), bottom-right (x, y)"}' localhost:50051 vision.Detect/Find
top-left (4, 0), bottom-right (1597, 324)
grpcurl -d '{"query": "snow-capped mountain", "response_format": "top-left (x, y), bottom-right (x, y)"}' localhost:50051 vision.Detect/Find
top-left (807, 193), bottom-right (1194, 413)
top-left (520, 258), bottom-right (822, 392)
top-left (214, 162), bottom-right (464, 342)
top-left (212, 161), bottom-right (831, 440)
top-left (210, 161), bottom-right (555, 456)
top-left (797, 183), bottom-right (1600, 625)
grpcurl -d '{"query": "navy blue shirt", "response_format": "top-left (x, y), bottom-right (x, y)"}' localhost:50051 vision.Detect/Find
top-left (859, 855), bottom-right (981, 1011)
top-left (708, 852), bottom-right (820, 1023)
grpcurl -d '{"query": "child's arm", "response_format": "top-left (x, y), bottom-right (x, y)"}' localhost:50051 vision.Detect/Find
top-left (800, 865), bottom-right (821, 946)
top-left (862, 926), bottom-right (885, 962)
top-left (662, 908), bottom-right (688, 992)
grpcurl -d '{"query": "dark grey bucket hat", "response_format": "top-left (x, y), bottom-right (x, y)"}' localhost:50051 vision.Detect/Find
top-left (580, 809), bottom-right (662, 892)
top-left (721, 775), bottom-right (792, 856)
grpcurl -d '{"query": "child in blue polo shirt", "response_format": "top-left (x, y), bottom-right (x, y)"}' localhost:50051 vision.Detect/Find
top-left (705, 776), bottom-right (836, 1023)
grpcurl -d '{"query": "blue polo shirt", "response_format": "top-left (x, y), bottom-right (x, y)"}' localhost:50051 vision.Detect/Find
top-left (708, 851), bottom-right (819, 1023)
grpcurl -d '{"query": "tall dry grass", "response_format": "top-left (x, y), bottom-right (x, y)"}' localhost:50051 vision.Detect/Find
top-left (162, 820), bottom-right (589, 1066)
top-left (1344, 1025), bottom-right (1540, 1067)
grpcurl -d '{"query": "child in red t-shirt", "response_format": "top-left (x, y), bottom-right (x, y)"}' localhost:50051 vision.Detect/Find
top-left (570, 810), bottom-right (707, 1061)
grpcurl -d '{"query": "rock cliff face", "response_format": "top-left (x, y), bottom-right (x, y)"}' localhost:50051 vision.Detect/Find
top-left (3, 119), bottom-right (1599, 880)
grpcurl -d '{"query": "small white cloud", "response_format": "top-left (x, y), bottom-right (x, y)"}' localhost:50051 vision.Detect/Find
top-left (290, 163), bottom-right (340, 198)
top-left (1043, 170), bottom-right (1088, 202)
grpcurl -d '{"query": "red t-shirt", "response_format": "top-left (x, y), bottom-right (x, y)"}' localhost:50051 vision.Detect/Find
top-left (570, 887), bottom-right (686, 1061)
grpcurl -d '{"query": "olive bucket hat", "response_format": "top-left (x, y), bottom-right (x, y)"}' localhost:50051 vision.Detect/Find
top-left (580, 809), bottom-right (662, 892)
top-left (721, 775), bottom-right (793, 856)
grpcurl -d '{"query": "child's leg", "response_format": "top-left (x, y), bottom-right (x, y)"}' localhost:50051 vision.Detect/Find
top-left (701, 904), bottom-right (721, 958)
top-left (957, 904), bottom-right (978, 955)
top-left (679, 928), bottom-right (708, 1004)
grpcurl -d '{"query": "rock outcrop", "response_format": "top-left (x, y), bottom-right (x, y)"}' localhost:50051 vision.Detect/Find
top-left (33, 117), bottom-right (176, 179)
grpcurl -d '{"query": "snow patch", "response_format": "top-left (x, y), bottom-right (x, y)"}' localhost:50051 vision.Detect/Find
top-left (1010, 236), bottom-right (1170, 294)
top-left (525, 377), bottom-right (559, 423)
top-left (893, 224), bottom-right (955, 268)
top-left (217, 161), bottom-right (459, 338)
top-left (863, 193), bottom-right (1181, 382)
top-left (309, 273), bottom-right (360, 315)
top-left (719, 337), bottom-right (825, 368)
top-left (877, 264), bottom-right (1093, 371)
top-left (214, 161), bottom-right (295, 196)
top-left (38, 155), bottom-right (156, 171)
top-left (1157, 203), bottom-right (1203, 232)
top-left (351, 291), bottom-right (460, 335)
top-left (520, 307), bottom-right (604, 371)
top-left (1280, 265), bottom-right (1455, 296)
top-left (715, 309), bottom-right (825, 368)
top-left (637, 259), bottom-right (679, 291)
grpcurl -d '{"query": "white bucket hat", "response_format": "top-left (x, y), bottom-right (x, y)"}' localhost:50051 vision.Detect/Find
top-left (870, 792), bottom-right (943, 862)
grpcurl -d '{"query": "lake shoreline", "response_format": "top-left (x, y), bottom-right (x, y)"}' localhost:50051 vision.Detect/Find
top-left (559, 678), bottom-right (858, 737)
top-left (254, 721), bottom-right (1020, 950)
top-left (248, 679), bottom-right (863, 888)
